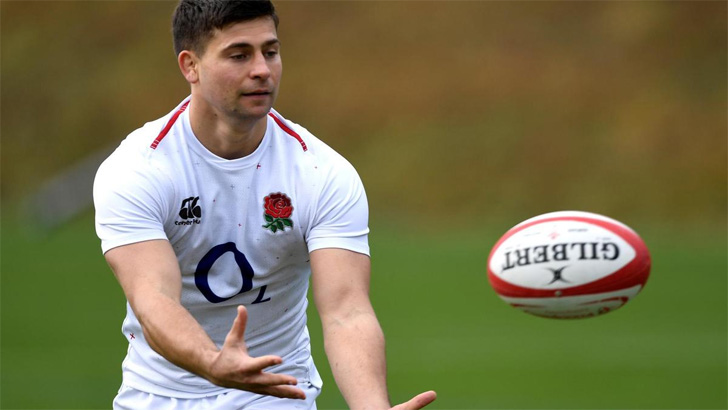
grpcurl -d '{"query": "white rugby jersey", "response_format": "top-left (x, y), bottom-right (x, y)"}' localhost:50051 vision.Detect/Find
top-left (94, 97), bottom-right (369, 397)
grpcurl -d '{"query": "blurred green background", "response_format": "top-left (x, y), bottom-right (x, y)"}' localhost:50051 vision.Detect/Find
top-left (1, 1), bottom-right (726, 409)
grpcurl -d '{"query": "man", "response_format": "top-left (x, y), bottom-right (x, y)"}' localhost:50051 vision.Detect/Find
top-left (93, 1), bottom-right (436, 409)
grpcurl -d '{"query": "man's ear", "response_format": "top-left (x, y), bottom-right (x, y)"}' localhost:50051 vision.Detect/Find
top-left (178, 50), bottom-right (199, 84)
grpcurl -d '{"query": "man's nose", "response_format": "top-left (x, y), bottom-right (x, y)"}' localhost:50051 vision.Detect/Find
top-left (250, 52), bottom-right (271, 79)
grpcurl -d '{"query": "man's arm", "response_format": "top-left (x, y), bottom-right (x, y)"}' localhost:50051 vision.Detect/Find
top-left (105, 239), bottom-right (305, 400)
top-left (311, 248), bottom-right (436, 410)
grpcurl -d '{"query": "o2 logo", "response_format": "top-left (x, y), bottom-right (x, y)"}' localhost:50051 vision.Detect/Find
top-left (194, 242), bottom-right (270, 304)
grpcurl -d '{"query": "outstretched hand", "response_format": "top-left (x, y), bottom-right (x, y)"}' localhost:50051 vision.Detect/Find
top-left (391, 391), bottom-right (437, 410)
top-left (205, 305), bottom-right (306, 400)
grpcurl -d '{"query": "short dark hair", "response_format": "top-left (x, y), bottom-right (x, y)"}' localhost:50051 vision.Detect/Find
top-left (172, 0), bottom-right (279, 56)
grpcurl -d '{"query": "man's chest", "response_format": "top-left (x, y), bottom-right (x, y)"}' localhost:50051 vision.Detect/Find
top-left (162, 161), bottom-right (313, 297)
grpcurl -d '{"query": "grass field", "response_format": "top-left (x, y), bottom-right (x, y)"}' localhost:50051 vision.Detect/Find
top-left (1, 211), bottom-right (726, 409)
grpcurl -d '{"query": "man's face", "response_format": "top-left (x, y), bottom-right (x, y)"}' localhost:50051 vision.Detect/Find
top-left (192, 17), bottom-right (282, 121)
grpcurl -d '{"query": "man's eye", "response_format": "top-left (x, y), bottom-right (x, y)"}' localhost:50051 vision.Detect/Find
top-left (230, 54), bottom-right (247, 60)
top-left (265, 50), bottom-right (279, 58)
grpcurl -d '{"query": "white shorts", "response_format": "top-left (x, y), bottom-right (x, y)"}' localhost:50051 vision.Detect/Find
top-left (113, 382), bottom-right (321, 410)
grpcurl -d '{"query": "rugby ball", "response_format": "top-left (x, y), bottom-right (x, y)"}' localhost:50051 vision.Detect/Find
top-left (487, 211), bottom-right (651, 319)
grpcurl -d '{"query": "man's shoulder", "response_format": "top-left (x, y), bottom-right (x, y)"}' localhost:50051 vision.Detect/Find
top-left (98, 121), bottom-right (165, 175)
top-left (95, 102), bottom-right (191, 197)
top-left (268, 109), bottom-right (356, 172)
top-left (102, 100), bottom-right (191, 170)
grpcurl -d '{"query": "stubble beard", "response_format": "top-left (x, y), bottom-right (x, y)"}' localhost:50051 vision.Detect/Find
top-left (230, 90), bottom-right (277, 123)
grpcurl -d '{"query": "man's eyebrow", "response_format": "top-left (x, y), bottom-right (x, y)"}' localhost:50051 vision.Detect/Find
top-left (222, 39), bottom-right (280, 51)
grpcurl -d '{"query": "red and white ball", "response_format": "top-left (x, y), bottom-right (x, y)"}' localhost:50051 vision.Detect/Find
top-left (487, 211), bottom-right (651, 319)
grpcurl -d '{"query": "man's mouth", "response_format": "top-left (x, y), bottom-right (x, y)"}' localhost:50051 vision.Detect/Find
top-left (243, 90), bottom-right (271, 96)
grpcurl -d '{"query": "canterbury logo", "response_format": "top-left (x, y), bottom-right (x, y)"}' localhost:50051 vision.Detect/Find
top-left (179, 196), bottom-right (201, 219)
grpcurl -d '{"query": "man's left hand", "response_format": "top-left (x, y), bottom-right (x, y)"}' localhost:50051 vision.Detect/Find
top-left (390, 390), bottom-right (437, 410)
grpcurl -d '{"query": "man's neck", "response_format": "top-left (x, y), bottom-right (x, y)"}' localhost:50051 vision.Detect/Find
top-left (188, 100), bottom-right (268, 160)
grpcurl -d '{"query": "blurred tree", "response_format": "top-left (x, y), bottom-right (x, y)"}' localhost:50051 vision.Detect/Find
top-left (1, 1), bottom-right (725, 231)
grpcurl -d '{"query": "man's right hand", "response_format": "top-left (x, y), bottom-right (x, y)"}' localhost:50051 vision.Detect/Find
top-left (205, 305), bottom-right (306, 400)
top-left (107, 241), bottom-right (304, 400)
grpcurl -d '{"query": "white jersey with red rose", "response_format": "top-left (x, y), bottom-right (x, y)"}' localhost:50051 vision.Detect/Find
top-left (93, 97), bottom-right (370, 398)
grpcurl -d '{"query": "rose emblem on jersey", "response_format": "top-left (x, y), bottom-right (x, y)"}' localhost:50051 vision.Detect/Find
top-left (263, 193), bottom-right (294, 233)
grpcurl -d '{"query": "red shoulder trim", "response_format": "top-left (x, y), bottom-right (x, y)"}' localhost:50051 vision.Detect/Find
top-left (268, 112), bottom-right (308, 152)
top-left (150, 100), bottom-right (190, 149)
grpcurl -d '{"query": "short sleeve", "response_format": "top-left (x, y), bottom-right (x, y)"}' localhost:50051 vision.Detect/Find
top-left (93, 154), bottom-right (171, 254)
top-left (306, 160), bottom-right (370, 256)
